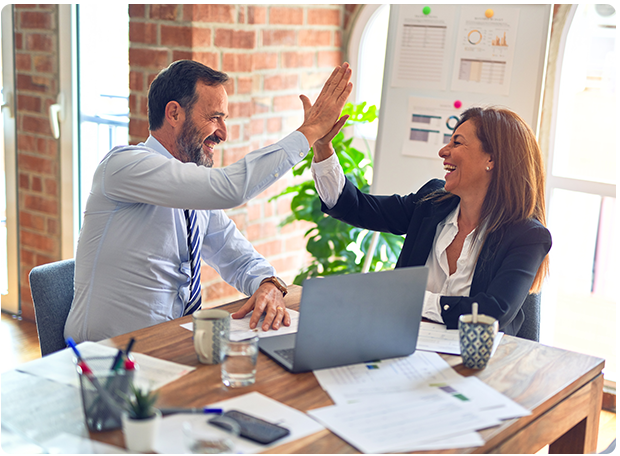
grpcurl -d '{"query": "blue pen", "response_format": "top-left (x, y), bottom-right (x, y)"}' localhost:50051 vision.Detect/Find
top-left (160, 407), bottom-right (224, 416)
top-left (66, 337), bottom-right (83, 360)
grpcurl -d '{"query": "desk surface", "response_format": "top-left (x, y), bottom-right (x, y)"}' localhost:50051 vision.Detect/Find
top-left (96, 285), bottom-right (605, 454)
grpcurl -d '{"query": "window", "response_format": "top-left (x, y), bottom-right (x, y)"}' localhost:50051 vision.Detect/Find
top-left (76, 4), bottom-right (129, 224)
top-left (541, 4), bottom-right (616, 381)
top-left (349, 4), bottom-right (390, 142)
top-left (1, 5), bottom-right (19, 313)
top-left (58, 5), bottom-right (129, 255)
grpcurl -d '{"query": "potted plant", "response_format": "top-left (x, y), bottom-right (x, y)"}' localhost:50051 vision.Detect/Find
top-left (121, 383), bottom-right (161, 452)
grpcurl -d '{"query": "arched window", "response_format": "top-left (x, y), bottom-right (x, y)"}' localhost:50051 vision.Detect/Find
top-left (542, 4), bottom-right (616, 381)
top-left (347, 5), bottom-right (390, 144)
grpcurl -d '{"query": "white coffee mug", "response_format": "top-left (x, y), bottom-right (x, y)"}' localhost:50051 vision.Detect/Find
top-left (193, 309), bottom-right (230, 364)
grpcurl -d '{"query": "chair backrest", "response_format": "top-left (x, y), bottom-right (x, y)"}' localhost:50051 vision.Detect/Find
top-left (29, 259), bottom-right (75, 356)
top-left (516, 293), bottom-right (541, 342)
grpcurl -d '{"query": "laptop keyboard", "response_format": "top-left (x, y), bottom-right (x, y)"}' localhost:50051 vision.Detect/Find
top-left (274, 348), bottom-right (295, 363)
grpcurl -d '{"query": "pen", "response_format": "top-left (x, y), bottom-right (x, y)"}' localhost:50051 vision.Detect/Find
top-left (66, 337), bottom-right (83, 361)
top-left (110, 349), bottom-right (124, 371)
top-left (124, 337), bottom-right (135, 357)
top-left (160, 407), bottom-right (223, 416)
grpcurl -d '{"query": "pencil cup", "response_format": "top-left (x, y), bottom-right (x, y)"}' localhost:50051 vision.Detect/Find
top-left (193, 309), bottom-right (230, 364)
top-left (77, 356), bottom-right (134, 431)
top-left (458, 314), bottom-right (498, 370)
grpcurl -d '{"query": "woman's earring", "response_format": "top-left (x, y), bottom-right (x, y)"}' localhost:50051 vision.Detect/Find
top-left (486, 166), bottom-right (491, 171)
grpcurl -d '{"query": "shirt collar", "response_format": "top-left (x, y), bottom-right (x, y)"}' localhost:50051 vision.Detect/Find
top-left (440, 203), bottom-right (460, 229)
top-left (440, 202), bottom-right (489, 239)
top-left (142, 135), bottom-right (174, 159)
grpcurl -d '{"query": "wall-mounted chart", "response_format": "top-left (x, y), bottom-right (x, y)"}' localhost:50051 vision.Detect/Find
top-left (451, 5), bottom-right (520, 95)
top-left (402, 97), bottom-right (474, 160)
top-left (372, 4), bottom-right (551, 196)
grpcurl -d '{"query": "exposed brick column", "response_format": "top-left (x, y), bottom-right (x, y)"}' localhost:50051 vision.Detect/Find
top-left (13, 5), bottom-right (60, 321)
top-left (128, 5), bottom-right (347, 307)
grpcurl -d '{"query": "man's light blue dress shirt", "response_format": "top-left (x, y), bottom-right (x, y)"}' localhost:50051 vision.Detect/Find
top-left (64, 132), bottom-right (309, 343)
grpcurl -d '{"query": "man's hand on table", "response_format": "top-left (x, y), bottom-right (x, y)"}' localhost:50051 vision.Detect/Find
top-left (231, 283), bottom-right (291, 331)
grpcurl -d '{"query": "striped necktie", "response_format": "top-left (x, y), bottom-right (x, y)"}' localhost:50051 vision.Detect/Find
top-left (183, 209), bottom-right (202, 315)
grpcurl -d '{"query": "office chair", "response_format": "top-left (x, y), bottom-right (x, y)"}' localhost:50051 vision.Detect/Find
top-left (29, 258), bottom-right (75, 356)
top-left (515, 293), bottom-right (541, 342)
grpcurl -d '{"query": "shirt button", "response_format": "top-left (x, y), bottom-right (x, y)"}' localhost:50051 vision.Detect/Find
top-left (443, 305), bottom-right (449, 310)
top-left (299, 152), bottom-right (304, 157)
top-left (274, 172), bottom-right (279, 178)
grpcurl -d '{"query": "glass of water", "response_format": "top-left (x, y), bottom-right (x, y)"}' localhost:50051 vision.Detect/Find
top-left (220, 329), bottom-right (259, 388)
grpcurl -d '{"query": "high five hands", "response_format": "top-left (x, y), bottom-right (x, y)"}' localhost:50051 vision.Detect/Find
top-left (297, 63), bottom-right (353, 148)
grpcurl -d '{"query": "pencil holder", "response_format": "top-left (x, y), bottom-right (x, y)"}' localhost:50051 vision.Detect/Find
top-left (77, 356), bottom-right (134, 431)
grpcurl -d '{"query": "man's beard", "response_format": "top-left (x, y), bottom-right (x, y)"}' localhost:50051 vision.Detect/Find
top-left (176, 118), bottom-right (218, 168)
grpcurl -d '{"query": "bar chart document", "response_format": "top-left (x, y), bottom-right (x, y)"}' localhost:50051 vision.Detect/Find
top-left (451, 6), bottom-right (520, 96)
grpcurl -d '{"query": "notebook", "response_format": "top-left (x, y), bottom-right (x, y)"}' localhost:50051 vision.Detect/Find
top-left (259, 266), bottom-right (429, 373)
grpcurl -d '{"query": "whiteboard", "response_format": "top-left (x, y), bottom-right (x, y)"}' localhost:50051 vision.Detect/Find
top-left (372, 4), bottom-right (552, 196)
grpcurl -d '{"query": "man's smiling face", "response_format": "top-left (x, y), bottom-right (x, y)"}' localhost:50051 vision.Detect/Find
top-left (175, 82), bottom-right (229, 167)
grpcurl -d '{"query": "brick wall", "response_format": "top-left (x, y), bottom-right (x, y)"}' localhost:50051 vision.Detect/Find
top-left (128, 4), bottom-right (351, 307)
top-left (13, 5), bottom-right (60, 321)
top-left (10, 4), bottom-right (362, 320)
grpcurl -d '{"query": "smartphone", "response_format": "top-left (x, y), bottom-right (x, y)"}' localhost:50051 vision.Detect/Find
top-left (208, 410), bottom-right (290, 445)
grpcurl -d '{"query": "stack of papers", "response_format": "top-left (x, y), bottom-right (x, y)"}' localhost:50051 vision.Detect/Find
top-left (309, 351), bottom-right (529, 453)
top-left (16, 341), bottom-right (194, 391)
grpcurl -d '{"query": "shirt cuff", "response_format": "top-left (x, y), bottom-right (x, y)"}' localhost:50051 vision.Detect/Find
top-left (422, 290), bottom-right (444, 324)
top-left (311, 153), bottom-right (345, 209)
top-left (279, 131), bottom-right (310, 165)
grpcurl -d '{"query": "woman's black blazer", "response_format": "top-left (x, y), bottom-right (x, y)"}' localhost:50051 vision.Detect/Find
top-left (321, 178), bottom-right (552, 336)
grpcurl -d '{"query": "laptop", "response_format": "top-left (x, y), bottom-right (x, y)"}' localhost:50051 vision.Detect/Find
top-left (259, 266), bottom-right (429, 373)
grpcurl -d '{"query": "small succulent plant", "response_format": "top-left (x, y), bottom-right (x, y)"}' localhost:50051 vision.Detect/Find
top-left (124, 383), bottom-right (159, 420)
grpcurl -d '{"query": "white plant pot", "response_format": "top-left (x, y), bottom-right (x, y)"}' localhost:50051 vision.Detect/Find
top-left (121, 408), bottom-right (162, 453)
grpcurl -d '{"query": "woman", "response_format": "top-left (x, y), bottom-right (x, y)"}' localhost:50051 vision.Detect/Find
top-left (310, 106), bottom-right (551, 336)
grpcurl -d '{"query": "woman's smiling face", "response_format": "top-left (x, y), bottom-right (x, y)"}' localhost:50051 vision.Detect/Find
top-left (438, 120), bottom-right (494, 200)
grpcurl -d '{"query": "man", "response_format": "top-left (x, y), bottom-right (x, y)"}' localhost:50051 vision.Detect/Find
top-left (64, 60), bottom-right (352, 343)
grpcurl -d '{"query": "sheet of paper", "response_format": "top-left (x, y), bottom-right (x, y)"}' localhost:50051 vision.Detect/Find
top-left (390, 4), bottom-right (456, 90)
top-left (450, 5), bottom-right (520, 95)
top-left (314, 350), bottom-right (459, 394)
top-left (416, 321), bottom-right (504, 356)
top-left (15, 341), bottom-right (194, 391)
top-left (181, 309), bottom-right (299, 339)
top-left (153, 391), bottom-right (324, 454)
top-left (431, 375), bottom-right (531, 421)
top-left (41, 432), bottom-right (128, 454)
top-left (308, 389), bottom-right (498, 453)
top-left (2, 370), bottom-right (90, 448)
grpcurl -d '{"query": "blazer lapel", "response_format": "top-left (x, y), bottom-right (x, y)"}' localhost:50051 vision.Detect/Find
top-left (408, 197), bottom-right (460, 265)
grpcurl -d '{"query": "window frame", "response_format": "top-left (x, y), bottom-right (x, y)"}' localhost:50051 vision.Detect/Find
top-left (58, 4), bottom-right (79, 259)
top-left (1, 5), bottom-right (19, 314)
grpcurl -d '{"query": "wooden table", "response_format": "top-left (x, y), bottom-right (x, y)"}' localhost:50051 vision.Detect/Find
top-left (2, 286), bottom-right (604, 453)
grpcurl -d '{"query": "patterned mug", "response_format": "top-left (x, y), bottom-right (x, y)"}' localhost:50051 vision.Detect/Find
top-left (458, 313), bottom-right (498, 369)
top-left (193, 309), bottom-right (230, 364)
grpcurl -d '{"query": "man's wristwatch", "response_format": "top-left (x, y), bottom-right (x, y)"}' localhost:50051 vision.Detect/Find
top-left (260, 276), bottom-right (288, 297)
